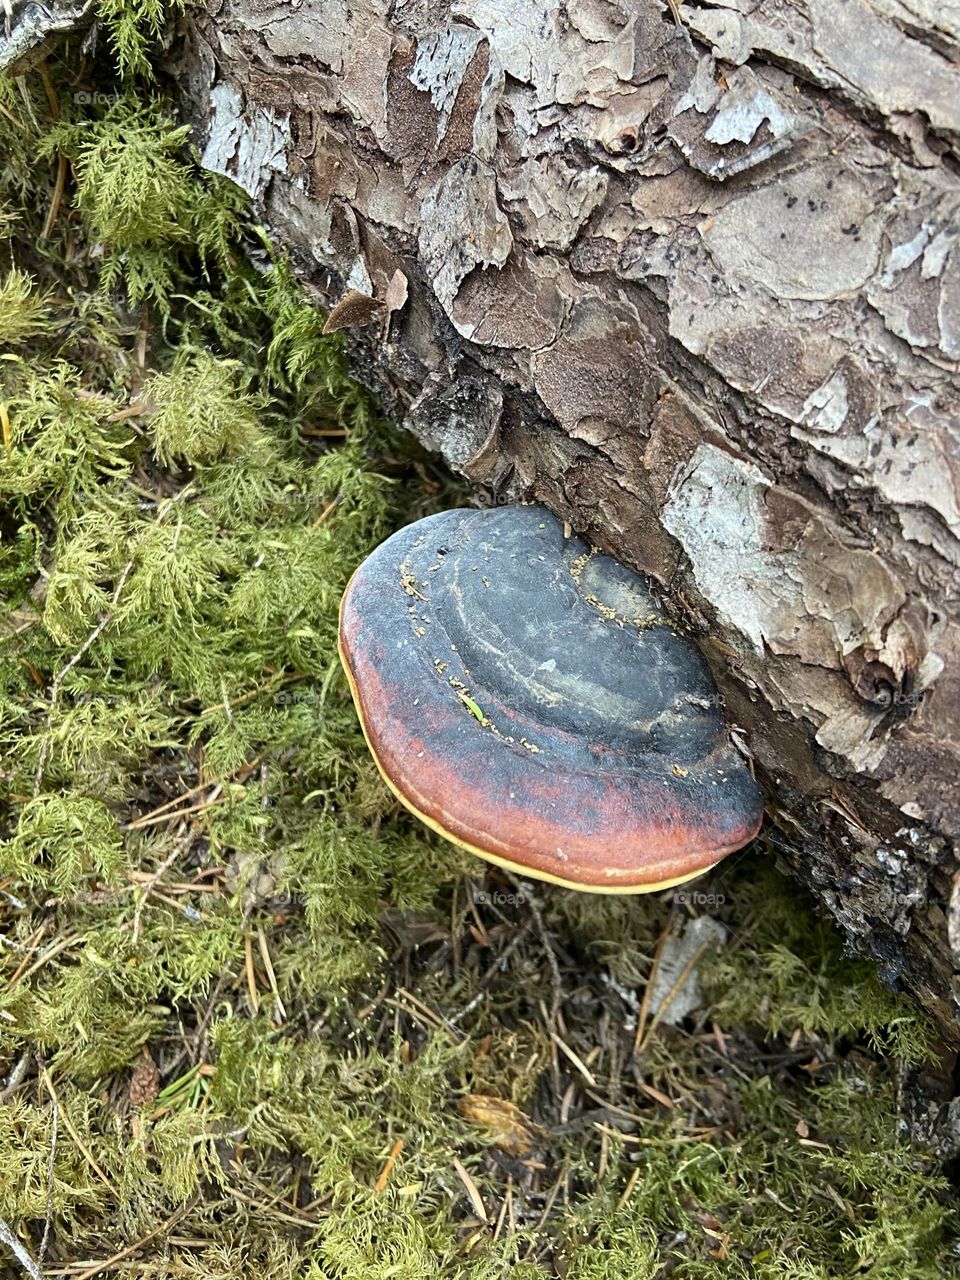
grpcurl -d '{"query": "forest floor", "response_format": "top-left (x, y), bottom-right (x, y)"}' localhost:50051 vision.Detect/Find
top-left (1, 12), bottom-right (959, 1279)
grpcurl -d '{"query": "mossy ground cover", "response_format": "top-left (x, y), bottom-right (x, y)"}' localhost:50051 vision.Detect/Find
top-left (0, 11), bottom-right (958, 1278)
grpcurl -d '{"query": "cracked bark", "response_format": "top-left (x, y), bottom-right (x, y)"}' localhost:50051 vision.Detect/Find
top-left (5, 0), bottom-right (960, 1036)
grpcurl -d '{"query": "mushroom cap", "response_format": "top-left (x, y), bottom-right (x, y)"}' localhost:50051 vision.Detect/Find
top-left (338, 504), bottom-right (762, 893)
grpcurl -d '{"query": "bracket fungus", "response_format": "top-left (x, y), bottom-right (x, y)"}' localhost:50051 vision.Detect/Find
top-left (338, 505), bottom-right (762, 893)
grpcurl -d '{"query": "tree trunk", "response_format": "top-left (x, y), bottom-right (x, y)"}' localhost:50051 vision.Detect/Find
top-left (6, 0), bottom-right (960, 1038)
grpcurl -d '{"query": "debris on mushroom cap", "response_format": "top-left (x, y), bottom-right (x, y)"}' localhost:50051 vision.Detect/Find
top-left (338, 504), bottom-right (763, 894)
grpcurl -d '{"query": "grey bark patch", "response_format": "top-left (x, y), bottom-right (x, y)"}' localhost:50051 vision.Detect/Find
top-left (201, 82), bottom-right (289, 200)
top-left (406, 369), bottom-right (509, 484)
top-left (499, 157), bottom-right (608, 251)
top-left (670, 64), bottom-right (808, 180)
top-left (0, 0), bottom-right (92, 71)
top-left (408, 23), bottom-right (501, 159)
top-left (418, 157), bottom-right (512, 330)
top-left (704, 84), bottom-right (792, 146)
top-left (703, 163), bottom-right (882, 300)
top-left (647, 916), bottom-right (729, 1026)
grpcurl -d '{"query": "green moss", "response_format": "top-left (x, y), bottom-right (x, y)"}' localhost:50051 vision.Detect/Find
top-left (1, 793), bottom-right (124, 893)
top-left (539, 1055), bottom-right (957, 1278)
top-left (0, 267), bottom-right (52, 346)
top-left (96, 0), bottom-right (184, 79)
top-left (703, 860), bottom-right (937, 1064)
top-left (0, 361), bottom-right (134, 521)
top-left (39, 98), bottom-right (245, 312)
top-left (145, 348), bottom-right (266, 466)
top-left (0, 520), bottom-right (38, 606)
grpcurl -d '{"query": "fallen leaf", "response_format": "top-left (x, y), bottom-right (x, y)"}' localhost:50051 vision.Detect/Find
top-left (457, 1093), bottom-right (539, 1157)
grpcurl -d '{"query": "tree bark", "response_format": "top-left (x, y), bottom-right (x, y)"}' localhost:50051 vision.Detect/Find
top-left (6, 0), bottom-right (960, 1037)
